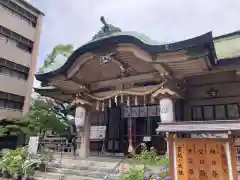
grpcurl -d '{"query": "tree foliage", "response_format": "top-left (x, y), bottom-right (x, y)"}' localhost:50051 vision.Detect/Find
top-left (35, 44), bottom-right (75, 137)
top-left (0, 97), bottom-right (71, 137)
top-left (38, 44), bottom-right (74, 73)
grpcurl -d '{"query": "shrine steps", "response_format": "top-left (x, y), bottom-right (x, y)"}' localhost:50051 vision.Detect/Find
top-left (34, 155), bottom-right (125, 180)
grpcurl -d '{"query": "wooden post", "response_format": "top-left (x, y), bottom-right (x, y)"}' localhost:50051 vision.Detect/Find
top-left (168, 132), bottom-right (175, 180)
top-left (229, 134), bottom-right (238, 180)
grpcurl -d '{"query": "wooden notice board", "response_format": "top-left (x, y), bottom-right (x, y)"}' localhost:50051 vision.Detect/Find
top-left (175, 139), bottom-right (230, 180)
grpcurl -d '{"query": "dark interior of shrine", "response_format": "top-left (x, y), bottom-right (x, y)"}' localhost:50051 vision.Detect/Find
top-left (90, 99), bottom-right (185, 155)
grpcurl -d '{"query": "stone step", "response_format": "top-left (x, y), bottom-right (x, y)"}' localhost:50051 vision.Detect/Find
top-left (47, 166), bottom-right (119, 178)
top-left (53, 155), bottom-right (123, 162)
top-left (52, 157), bottom-right (121, 167)
top-left (48, 163), bottom-right (120, 173)
top-left (35, 171), bottom-right (119, 180)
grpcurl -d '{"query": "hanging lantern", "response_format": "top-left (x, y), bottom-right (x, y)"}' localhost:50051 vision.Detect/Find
top-left (74, 106), bottom-right (86, 128)
top-left (121, 94), bottom-right (123, 104)
top-left (135, 96), bottom-right (138, 106)
top-left (96, 101), bottom-right (100, 111)
top-left (127, 96), bottom-right (130, 107)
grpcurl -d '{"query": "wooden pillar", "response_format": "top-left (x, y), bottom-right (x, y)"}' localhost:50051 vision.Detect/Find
top-left (168, 132), bottom-right (175, 180)
top-left (229, 134), bottom-right (238, 180)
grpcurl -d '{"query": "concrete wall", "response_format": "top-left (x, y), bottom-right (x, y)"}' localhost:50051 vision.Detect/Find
top-left (0, 73), bottom-right (27, 96)
top-left (0, 108), bottom-right (22, 119)
top-left (0, 37), bottom-right (32, 67)
top-left (0, 1), bottom-right (43, 118)
top-left (0, 5), bottom-right (36, 41)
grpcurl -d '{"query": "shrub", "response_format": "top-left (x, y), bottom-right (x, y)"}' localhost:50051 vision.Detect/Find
top-left (120, 143), bottom-right (170, 180)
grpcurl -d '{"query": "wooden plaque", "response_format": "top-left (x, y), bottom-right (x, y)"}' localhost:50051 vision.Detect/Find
top-left (174, 139), bottom-right (230, 180)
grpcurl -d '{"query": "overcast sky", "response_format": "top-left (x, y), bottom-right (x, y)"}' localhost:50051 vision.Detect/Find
top-left (31, 0), bottom-right (240, 83)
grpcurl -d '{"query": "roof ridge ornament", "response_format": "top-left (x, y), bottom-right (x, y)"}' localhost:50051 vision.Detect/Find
top-left (92, 16), bottom-right (122, 40)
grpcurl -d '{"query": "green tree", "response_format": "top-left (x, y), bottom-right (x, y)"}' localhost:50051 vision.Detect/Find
top-left (36, 44), bottom-right (75, 137)
top-left (39, 44), bottom-right (73, 73)
top-left (27, 96), bottom-right (70, 136)
top-left (0, 97), bottom-right (71, 137)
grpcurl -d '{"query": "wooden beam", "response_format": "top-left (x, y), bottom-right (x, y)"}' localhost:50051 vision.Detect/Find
top-left (116, 44), bottom-right (174, 78)
top-left (89, 73), bottom-right (159, 90)
top-left (151, 53), bottom-right (174, 79)
top-left (162, 76), bottom-right (187, 98)
top-left (67, 52), bottom-right (95, 79)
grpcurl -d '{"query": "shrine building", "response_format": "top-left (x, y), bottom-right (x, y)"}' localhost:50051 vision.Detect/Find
top-left (35, 17), bottom-right (240, 172)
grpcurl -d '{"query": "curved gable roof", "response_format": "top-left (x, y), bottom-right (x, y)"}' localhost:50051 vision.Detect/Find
top-left (35, 31), bottom-right (215, 82)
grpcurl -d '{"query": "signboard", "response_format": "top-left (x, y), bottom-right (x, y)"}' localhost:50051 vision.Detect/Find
top-left (28, 136), bottom-right (40, 154)
top-left (143, 136), bottom-right (151, 142)
top-left (90, 126), bottom-right (106, 140)
top-left (174, 139), bottom-right (229, 180)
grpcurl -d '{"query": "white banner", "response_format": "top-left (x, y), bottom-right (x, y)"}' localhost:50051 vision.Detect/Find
top-left (90, 126), bottom-right (106, 140)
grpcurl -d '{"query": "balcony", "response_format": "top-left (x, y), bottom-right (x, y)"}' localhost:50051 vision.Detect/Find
top-left (0, 5), bottom-right (36, 41)
top-left (0, 73), bottom-right (27, 96)
top-left (0, 37), bottom-right (32, 67)
top-left (0, 108), bottom-right (22, 119)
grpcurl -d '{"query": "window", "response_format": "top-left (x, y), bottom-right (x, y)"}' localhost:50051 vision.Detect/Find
top-left (148, 106), bottom-right (157, 117)
top-left (90, 112), bottom-right (106, 126)
top-left (0, 58), bottom-right (29, 80)
top-left (192, 106), bottom-right (203, 121)
top-left (191, 103), bottom-right (240, 121)
top-left (0, 34), bottom-right (7, 42)
top-left (0, 100), bottom-right (4, 107)
top-left (0, 0), bottom-right (37, 28)
top-left (203, 106), bottom-right (213, 120)
top-left (227, 104), bottom-right (239, 119)
top-left (215, 105), bottom-right (226, 120)
top-left (0, 96), bottom-right (24, 111)
top-left (0, 26), bottom-right (33, 53)
top-left (139, 106), bottom-right (147, 117)
top-left (131, 107), bottom-right (139, 117)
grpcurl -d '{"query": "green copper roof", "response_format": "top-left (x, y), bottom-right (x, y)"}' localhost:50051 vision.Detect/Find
top-left (37, 17), bottom-right (239, 76)
top-left (38, 31), bottom-right (164, 74)
top-left (38, 54), bottom-right (69, 74)
top-left (38, 17), bottom-right (167, 74)
top-left (214, 33), bottom-right (240, 59)
top-left (89, 31), bottom-right (165, 45)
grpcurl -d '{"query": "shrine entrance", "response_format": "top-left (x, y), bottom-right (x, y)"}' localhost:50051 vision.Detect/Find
top-left (174, 138), bottom-right (236, 180)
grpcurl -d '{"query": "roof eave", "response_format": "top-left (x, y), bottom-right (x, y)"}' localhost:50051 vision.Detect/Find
top-left (35, 32), bottom-right (214, 82)
top-left (34, 87), bottom-right (60, 94)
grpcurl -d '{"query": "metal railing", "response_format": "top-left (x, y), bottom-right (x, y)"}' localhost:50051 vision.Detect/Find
top-left (103, 158), bottom-right (125, 180)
